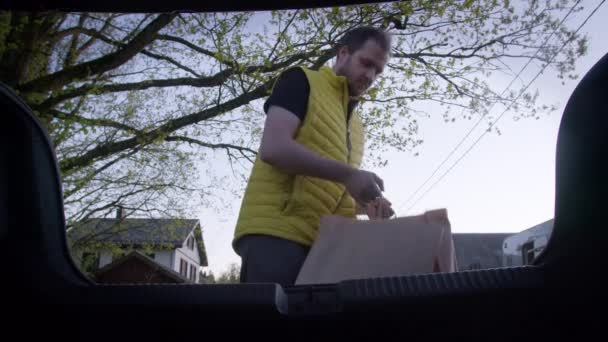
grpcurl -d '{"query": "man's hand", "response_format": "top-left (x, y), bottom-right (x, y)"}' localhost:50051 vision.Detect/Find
top-left (364, 197), bottom-right (395, 220)
top-left (343, 169), bottom-right (384, 206)
top-left (260, 107), bottom-right (360, 184)
top-left (260, 106), bottom-right (389, 213)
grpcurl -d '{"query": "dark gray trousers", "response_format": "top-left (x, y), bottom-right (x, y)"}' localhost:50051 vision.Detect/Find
top-left (234, 234), bottom-right (310, 287)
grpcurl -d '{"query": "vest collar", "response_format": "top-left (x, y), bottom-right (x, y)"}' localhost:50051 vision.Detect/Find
top-left (319, 66), bottom-right (348, 89)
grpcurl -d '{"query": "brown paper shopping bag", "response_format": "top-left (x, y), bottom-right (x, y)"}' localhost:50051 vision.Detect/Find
top-left (295, 208), bottom-right (458, 285)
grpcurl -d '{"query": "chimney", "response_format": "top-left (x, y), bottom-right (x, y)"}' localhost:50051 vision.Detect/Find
top-left (116, 206), bottom-right (125, 219)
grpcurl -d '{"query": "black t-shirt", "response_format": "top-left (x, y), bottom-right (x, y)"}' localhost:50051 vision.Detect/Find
top-left (263, 68), bottom-right (357, 122)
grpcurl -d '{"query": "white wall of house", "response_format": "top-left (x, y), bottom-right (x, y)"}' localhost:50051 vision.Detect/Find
top-left (74, 246), bottom-right (188, 273)
top-left (95, 248), bottom-right (173, 269)
top-left (71, 226), bottom-right (204, 283)
top-left (173, 231), bottom-right (201, 282)
top-left (154, 250), bottom-right (173, 269)
top-left (99, 250), bottom-right (113, 268)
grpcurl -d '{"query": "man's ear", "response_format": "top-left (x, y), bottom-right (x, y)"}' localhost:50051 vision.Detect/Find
top-left (336, 45), bottom-right (349, 62)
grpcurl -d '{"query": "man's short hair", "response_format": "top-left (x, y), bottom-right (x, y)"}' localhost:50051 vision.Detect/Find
top-left (336, 26), bottom-right (392, 56)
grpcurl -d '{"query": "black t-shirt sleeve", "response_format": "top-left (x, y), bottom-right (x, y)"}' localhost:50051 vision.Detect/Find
top-left (263, 68), bottom-right (310, 121)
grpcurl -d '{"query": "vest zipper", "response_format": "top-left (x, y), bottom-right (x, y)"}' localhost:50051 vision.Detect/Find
top-left (337, 106), bottom-right (352, 213)
top-left (336, 80), bottom-right (353, 213)
top-left (344, 83), bottom-right (352, 164)
top-left (346, 125), bottom-right (352, 163)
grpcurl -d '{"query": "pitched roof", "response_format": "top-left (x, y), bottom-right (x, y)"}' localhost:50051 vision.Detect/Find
top-left (68, 217), bottom-right (208, 266)
top-left (192, 225), bottom-right (208, 267)
top-left (452, 233), bottom-right (512, 270)
top-left (94, 250), bottom-right (191, 284)
top-left (69, 218), bottom-right (198, 244)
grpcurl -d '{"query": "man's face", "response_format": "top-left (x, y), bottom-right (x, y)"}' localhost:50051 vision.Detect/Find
top-left (335, 39), bottom-right (388, 97)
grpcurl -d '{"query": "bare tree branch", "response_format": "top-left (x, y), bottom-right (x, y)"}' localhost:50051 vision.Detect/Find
top-left (18, 13), bottom-right (177, 93)
top-left (413, 56), bottom-right (466, 96)
top-left (63, 14), bottom-right (87, 68)
top-left (75, 15), bottom-right (117, 58)
top-left (165, 135), bottom-right (257, 156)
top-left (64, 147), bottom-right (141, 199)
top-left (47, 109), bottom-right (141, 133)
top-left (51, 26), bottom-right (202, 77)
top-left (156, 34), bottom-right (234, 66)
top-left (36, 49), bottom-right (328, 110)
top-left (59, 76), bottom-right (275, 174)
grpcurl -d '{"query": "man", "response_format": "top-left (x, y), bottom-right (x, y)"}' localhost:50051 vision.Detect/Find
top-left (233, 26), bottom-right (395, 286)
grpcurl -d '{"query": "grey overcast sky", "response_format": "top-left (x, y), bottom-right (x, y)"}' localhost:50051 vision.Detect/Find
top-left (198, 0), bottom-right (608, 275)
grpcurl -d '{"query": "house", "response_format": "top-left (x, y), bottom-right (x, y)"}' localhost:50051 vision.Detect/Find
top-left (94, 250), bottom-right (193, 284)
top-left (452, 233), bottom-right (512, 271)
top-left (502, 219), bottom-right (554, 266)
top-left (68, 209), bottom-right (208, 284)
top-left (452, 219), bottom-right (555, 270)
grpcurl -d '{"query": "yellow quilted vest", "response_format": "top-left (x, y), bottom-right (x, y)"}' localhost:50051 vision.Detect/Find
top-left (232, 65), bottom-right (365, 247)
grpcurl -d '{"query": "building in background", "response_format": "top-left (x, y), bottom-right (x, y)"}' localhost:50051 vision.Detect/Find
top-left (68, 209), bottom-right (208, 284)
top-left (453, 233), bottom-right (512, 270)
top-left (502, 219), bottom-right (554, 267)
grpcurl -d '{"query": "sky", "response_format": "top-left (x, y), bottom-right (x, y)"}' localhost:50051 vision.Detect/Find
top-left (199, 0), bottom-right (608, 276)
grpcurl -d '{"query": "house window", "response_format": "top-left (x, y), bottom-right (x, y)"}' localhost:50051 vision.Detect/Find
top-left (189, 265), bottom-right (197, 281)
top-left (187, 237), bottom-right (195, 250)
top-left (179, 259), bottom-right (188, 277)
top-left (521, 241), bottom-right (535, 265)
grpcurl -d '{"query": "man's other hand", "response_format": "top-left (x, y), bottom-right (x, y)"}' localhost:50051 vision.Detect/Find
top-left (343, 169), bottom-right (384, 205)
top-left (365, 197), bottom-right (395, 220)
